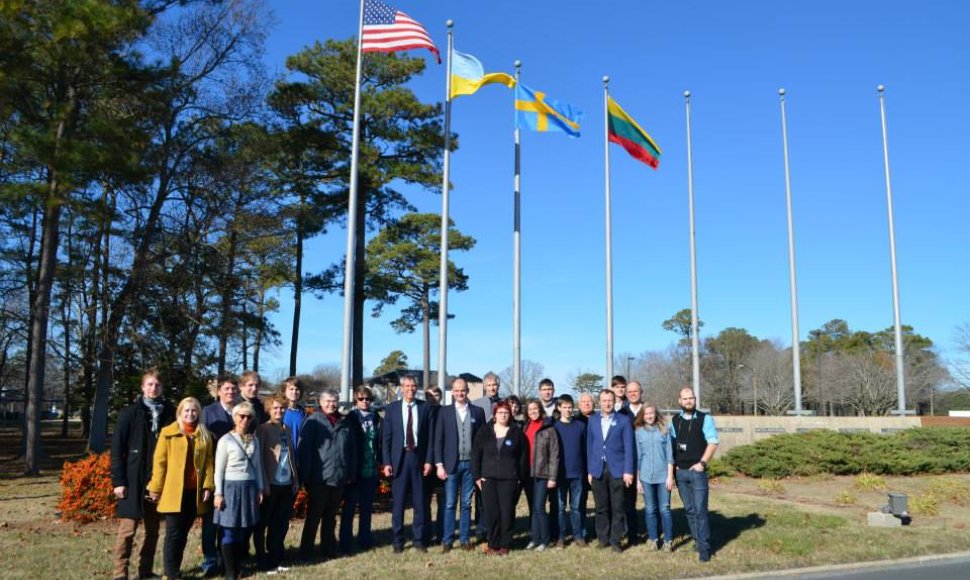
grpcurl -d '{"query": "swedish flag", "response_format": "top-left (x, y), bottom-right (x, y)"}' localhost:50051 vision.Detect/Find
top-left (514, 83), bottom-right (583, 137)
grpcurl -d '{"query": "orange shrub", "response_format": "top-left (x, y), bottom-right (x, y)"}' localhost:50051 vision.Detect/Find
top-left (291, 487), bottom-right (308, 519)
top-left (59, 452), bottom-right (116, 523)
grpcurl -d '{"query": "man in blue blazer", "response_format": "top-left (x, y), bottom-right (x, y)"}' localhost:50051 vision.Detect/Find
top-left (434, 378), bottom-right (486, 552)
top-left (586, 389), bottom-right (635, 552)
top-left (382, 375), bottom-right (433, 553)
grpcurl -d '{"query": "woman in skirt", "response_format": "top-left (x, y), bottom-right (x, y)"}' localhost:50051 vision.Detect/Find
top-left (213, 401), bottom-right (266, 580)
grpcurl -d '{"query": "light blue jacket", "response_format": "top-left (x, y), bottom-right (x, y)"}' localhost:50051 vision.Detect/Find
top-left (635, 426), bottom-right (673, 484)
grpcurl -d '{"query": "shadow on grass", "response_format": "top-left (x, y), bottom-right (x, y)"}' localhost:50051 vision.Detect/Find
top-left (671, 507), bottom-right (766, 553)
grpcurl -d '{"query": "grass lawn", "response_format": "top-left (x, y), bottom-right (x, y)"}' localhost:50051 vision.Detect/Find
top-left (2, 425), bottom-right (970, 578)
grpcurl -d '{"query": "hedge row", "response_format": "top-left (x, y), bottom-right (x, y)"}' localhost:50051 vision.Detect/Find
top-left (724, 427), bottom-right (970, 478)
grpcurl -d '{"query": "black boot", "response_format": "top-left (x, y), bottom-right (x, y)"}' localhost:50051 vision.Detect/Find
top-left (221, 542), bottom-right (238, 580)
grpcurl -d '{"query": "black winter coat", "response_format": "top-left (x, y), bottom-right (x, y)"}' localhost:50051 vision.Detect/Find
top-left (297, 412), bottom-right (358, 486)
top-left (110, 400), bottom-right (175, 519)
top-left (471, 423), bottom-right (528, 482)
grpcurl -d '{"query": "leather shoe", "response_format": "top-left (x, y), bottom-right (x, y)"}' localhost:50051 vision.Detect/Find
top-left (611, 545), bottom-right (623, 554)
top-left (441, 544), bottom-right (452, 554)
top-left (459, 543), bottom-right (474, 551)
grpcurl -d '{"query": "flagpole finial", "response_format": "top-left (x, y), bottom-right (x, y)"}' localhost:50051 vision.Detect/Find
top-left (446, 19), bottom-right (454, 28)
top-left (684, 90), bottom-right (691, 99)
top-left (514, 59), bottom-right (521, 69)
top-left (779, 88), bottom-right (786, 96)
top-left (877, 84), bottom-right (886, 93)
top-left (603, 75), bottom-right (610, 85)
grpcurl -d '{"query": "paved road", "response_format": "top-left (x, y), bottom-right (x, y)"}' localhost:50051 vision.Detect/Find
top-left (795, 556), bottom-right (970, 580)
top-left (698, 552), bottom-right (970, 580)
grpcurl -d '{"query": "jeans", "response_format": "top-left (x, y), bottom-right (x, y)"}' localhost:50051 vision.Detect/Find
top-left (531, 478), bottom-right (560, 545)
top-left (558, 477), bottom-right (585, 541)
top-left (642, 482), bottom-right (673, 543)
top-left (675, 467), bottom-right (711, 554)
top-left (443, 461), bottom-right (475, 545)
top-left (340, 475), bottom-right (378, 552)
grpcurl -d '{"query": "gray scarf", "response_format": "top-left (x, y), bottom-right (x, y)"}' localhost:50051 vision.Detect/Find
top-left (142, 396), bottom-right (165, 436)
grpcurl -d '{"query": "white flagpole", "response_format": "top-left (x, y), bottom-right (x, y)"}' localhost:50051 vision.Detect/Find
top-left (779, 88), bottom-right (803, 414)
top-left (878, 84), bottom-right (907, 416)
top-left (512, 60), bottom-right (522, 397)
top-left (603, 77), bottom-right (614, 383)
top-left (340, 0), bottom-right (367, 404)
top-left (437, 21), bottom-right (454, 393)
top-left (684, 90), bottom-right (702, 406)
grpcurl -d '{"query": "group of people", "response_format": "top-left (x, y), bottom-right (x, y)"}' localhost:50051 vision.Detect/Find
top-left (110, 368), bottom-right (718, 580)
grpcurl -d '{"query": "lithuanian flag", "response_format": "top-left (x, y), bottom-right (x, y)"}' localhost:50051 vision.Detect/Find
top-left (607, 96), bottom-right (661, 169)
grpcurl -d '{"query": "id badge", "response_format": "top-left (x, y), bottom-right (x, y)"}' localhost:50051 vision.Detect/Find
top-left (678, 443), bottom-right (688, 452)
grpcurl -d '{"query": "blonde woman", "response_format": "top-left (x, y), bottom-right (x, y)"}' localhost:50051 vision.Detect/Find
top-left (634, 404), bottom-right (674, 551)
top-left (148, 397), bottom-right (215, 580)
top-left (213, 401), bottom-right (266, 580)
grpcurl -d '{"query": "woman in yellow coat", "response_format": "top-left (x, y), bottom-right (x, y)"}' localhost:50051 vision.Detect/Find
top-left (148, 397), bottom-right (215, 579)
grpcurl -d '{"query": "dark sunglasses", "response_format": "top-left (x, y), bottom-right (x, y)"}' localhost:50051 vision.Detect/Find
top-left (237, 414), bottom-right (253, 420)
top-left (357, 397), bottom-right (373, 402)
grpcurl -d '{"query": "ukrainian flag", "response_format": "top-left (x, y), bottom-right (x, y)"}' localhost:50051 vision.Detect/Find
top-left (514, 84), bottom-right (583, 137)
top-left (450, 51), bottom-right (516, 99)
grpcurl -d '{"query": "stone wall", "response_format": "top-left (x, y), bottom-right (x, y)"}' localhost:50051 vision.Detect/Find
top-left (702, 415), bottom-right (923, 454)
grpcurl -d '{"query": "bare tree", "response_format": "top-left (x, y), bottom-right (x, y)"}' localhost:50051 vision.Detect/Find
top-left (741, 341), bottom-right (794, 416)
top-left (636, 348), bottom-right (688, 411)
top-left (832, 352), bottom-right (897, 416)
top-left (499, 360), bottom-right (545, 399)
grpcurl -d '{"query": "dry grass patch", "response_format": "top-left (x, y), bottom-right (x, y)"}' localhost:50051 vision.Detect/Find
top-left (834, 490), bottom-right (857, 506)
top-left (853, 472), bottom-right (888, 492)
top-left (757, 479), bottom-right (785, 495)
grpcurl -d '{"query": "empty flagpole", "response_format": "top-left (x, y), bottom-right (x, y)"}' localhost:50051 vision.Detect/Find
top-left (340, 0), bottom-right (368, 403)
top-left (878, 84), bottom-right (907, 416)
top-left (512, 60), bottom-right (522, 397)
top-left (603, 76), bottom-right (614, 383)
top-left (437, 20), bottom-right (454, 393)
top-left (684, 90), bottom-right (701, 405)
top-left (779, 88), bottom-right (803, 414)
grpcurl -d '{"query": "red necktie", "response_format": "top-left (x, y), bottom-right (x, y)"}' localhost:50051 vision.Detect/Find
top-left (406, 403), bottom-right (416, 450)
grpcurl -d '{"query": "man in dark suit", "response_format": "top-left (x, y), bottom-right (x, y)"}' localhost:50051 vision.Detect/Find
top-left (200, 377), bottom-right (238, 575)
top-left (434, 377), bottom-right (486, 552)
top-left (382, 375), bottom-right (433, 553)
top-left (586, 389), bottom-right (635, 553)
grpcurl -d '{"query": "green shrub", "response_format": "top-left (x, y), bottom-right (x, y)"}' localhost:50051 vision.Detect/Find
top-left (853, 472), bottom-right (888, 492)
top-left (706, 458), bottom-right (735, 479)
top-left (724, 427), bottom-right (970, 478)
top-left (834, 490), bottom-right (857, 505)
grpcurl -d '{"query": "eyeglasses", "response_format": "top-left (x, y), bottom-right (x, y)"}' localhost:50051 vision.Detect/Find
top-left (237, 414), bottom-right (253, 420)
top-left (357, 397), bottom-right (373, 402)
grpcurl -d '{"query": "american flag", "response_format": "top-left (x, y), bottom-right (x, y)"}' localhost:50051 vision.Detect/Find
top-left (361, 0), bottom-right (440, 63)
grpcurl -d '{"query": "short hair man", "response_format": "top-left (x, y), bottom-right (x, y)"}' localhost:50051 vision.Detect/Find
top-left (239, 370), bottom-right (268, 425)
top-left (434, 378), bottom-right (486, 551)
top-left (553, 394), bottom-right (587, 547)
top-left (472, 372), bottom-right (502, 422)
top-left (586, 389), bottom-right (635, 553)
top-left (610, 375), bottom-right (628, 413)
top-left (111, 369), bottom-right (175, 580)
top-left (382, 375), bottom-right (433, 553)
top-left (281, 376), bottom-right (306, 449)
top-left (298, 389), bottom-right (358, 562)
top-left (576, 393), bottom-right (596, 423)
top-left (618, 380), bottom-right (645, 545)
top-left (201, 376), bottom-right (239, 574)
top-left (670, 387), bottom-right (719, 562)
top-left (538, 378), bottom-right (559, 420)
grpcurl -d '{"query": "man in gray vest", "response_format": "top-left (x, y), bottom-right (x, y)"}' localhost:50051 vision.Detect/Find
top-left (434, 377), bottom-right (486, 551)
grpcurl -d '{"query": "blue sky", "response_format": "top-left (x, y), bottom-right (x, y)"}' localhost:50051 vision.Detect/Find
top-left (256, 0), bottom-right (970, 389)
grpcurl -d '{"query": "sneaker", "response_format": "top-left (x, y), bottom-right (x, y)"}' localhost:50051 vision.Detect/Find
top-left (661, 542), bottom-right (673, 553)
top-left (525, 541), bottom-right (537, 550)
top-left (555, 539), bottom-right (565, 549)
top-left (574, 538), bottom-right (588, 548)
top-left (534, 544), bottom-right (546, 552)
top-left (646, 540), bottom-right (659, 551)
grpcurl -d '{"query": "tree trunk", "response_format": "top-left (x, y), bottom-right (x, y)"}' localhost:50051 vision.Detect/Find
top-left (217, 228), bottom-right (238, 376)
top-left (253, 285), bottom-right (265, 373)
top-left (289, 195), bottom-right (304, 377)
top-left (19, 206), bottom-right (40, 457)
top-left (25, 184), bottom-right (63, 474)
